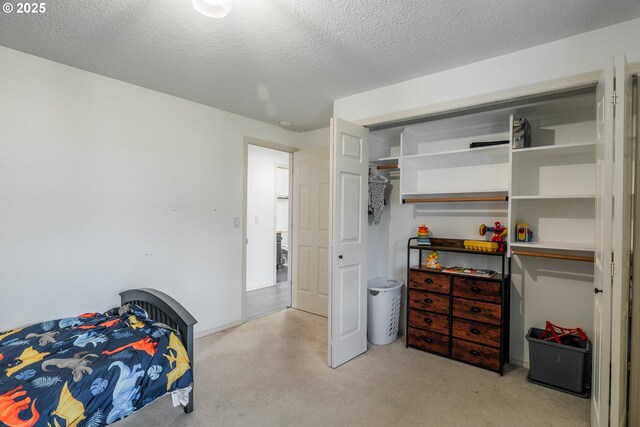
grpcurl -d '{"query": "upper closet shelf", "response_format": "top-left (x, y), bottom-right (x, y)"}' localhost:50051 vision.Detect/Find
top-left (509, 241), bottom-right (594, 253)
top-left (511, 194), bottom-right (596, 200)
top-left (404, 144), bottom-right (509, 161)
top-left (511, 142), bottom-right (596, 158)
top-left (403, 189), bottom-right (509, 204)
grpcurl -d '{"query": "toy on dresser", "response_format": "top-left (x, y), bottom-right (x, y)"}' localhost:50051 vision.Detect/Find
top-left (417, 224), bottom-right (431, 245)
top-left (516, 223), bottom-right (533, 242)
top-left (479, 221), bottom-right (508, 252)
top-left (426, 250), bottom-right (441, 270)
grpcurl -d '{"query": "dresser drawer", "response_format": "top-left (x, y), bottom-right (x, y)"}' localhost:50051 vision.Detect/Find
top-left (409, 290), bottom-right (450, 315)
top-left (453, 297), bottom-right (501, 325)
top-left (408, 309), bottom-right (449, 335)
top-left (452, 317), bottom-right (501, 348)
top-left (409, 270), bottom-right (450, 294)
top-left (452, 277), bottom-right (501, 303)
top-left (407, 327), bottom-right (449, 356)
top-left (452, 339), bottom-right (500, 371)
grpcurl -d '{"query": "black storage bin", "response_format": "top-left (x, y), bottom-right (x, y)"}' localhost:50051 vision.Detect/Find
top-left (526, 327), bottom-right (591, 398)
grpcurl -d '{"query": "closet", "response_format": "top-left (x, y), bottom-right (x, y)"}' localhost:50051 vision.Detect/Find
top-left (327, 55), bottom-right (635, 427)
top-left (367, 88), bottom-right (597, 370)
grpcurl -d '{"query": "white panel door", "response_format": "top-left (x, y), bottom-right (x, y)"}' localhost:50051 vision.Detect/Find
top-left (292, 148), bottom-right (330, 317)
top-left (328, 118), bottom-right (369, 368)
top-left (610, 54), bottom-right (633, 427)
top-left (592, 58), bottom-right (615, 427)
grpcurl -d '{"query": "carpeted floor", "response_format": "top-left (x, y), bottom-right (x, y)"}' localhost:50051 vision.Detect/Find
top-left (119, 309), bottom-right (590, 426)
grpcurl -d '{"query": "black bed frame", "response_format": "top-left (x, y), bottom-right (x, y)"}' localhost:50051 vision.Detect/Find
top-left (119, 288), bottom-right (197, 413)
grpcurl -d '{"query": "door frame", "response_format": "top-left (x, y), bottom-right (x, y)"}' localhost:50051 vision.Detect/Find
top-left (242, 136), bottom-right (297, 323)
top-left (274, 161), bottom-right (291, 295)
top-left (629, 75), bottom-right (640, 427)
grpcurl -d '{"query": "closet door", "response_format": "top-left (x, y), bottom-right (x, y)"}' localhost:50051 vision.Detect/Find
top-left (592, 59), bottom-right (615, 427)
top-left (328, 118), bottom-right (369, 368)
top-left (610, 54), bottom-right (633, 427)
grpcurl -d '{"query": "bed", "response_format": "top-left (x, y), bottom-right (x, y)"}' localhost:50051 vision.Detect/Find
top-left (0, 288), bottom-right (197, 427)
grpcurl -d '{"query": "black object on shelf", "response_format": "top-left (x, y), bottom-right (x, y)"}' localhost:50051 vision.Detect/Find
top-left (469, 140), bottom-right (509, 149)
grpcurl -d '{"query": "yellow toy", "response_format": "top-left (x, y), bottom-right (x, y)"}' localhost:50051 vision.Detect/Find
top-left (426, 250), bottom-right (441, 270)
top-left (463, 240), bottom-right (499, 252)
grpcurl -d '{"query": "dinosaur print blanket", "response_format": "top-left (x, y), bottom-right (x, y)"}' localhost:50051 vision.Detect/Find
top-left (0, 305), bottom-right (193, 427)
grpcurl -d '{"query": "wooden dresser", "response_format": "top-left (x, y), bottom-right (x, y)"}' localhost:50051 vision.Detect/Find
top-left (406, 238), bottom-right (510, 374)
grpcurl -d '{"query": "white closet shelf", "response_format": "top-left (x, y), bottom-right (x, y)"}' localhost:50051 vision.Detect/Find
top-left (404, 144), bottom-right (509, 160)
top-left (402, 190), bottom-right (509, 204)
top-left (375, 156), bottom-right (399, 161)
top-left (511, 142), bottom-right (596, 158)
top-left (511, 194), bottom-right (596, 200)
top-left (414, 208), bottom-right (508, 215)
top-left (402, 189), bottom-right (509, 197)
top-left (509, 241), bottom-right (594, 252)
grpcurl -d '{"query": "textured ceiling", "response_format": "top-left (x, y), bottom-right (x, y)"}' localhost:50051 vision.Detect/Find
top-left (1, 1), bottom-right (640, 131)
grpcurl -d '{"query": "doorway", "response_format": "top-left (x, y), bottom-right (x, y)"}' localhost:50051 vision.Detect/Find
top-left (244, 142), bottom-right (293, 321)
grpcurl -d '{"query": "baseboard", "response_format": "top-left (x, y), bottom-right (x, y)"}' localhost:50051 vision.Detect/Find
top-left (194, 319), bottom-right (243, 340)
top-left (509, 357), bottom-right (529, 369)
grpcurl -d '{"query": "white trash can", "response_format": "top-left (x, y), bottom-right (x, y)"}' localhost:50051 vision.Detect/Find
top-left (367, 277), bottom-right (403, 345)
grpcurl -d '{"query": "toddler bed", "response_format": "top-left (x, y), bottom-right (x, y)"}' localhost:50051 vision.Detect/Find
top-left (0, 288), bottom-right (197, 427)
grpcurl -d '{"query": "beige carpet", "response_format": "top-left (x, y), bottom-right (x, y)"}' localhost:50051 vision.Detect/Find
top-left (119, 309), bottom-right (590, 426)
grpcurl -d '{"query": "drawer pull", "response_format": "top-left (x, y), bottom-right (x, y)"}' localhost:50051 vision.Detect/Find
top-left (424, 278), bottom-right (434, 284)
top-left (470, 307), bottom-right (481, 313)
top-left (425, 298), bottom-right (433, 304)
top-left (425, 337), bottom-right (433, 343)
top-left (425, 318), bottom-right (433, 324)
top-left (470, 328), bottom-right (481, 335)
top-left (470, 286), bottom-right (481, 293)
top-left (469, 350), bottom-right (481, 356)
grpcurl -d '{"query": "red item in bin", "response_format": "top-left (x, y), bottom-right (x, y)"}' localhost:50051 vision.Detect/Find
top-left (537, 321), bottom-right (588, 344)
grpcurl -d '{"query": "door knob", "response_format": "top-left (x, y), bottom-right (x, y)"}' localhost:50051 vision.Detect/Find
top-left (338, 255), bottom-right (343, 259)
top-left (594, 288), bottom-right (603, 294)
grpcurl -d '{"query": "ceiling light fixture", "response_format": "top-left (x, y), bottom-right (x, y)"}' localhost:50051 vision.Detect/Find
top-left (279, 120), bottom-right (293, 128)
top-left (192, 0), bottom-right (234, 18)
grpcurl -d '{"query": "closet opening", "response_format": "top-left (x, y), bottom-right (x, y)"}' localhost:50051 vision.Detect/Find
top-left (243, 142), bottom-right (293, 321)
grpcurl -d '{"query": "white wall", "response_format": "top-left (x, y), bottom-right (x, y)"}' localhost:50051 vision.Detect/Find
top-left (246, 145), bottom-right (289, 291)
top-left (0, 46), bottom-right (299, 334)
top-left (334, 17), bottom-right (640, 123)
top-left (299, 127), bottom-right (330, 148)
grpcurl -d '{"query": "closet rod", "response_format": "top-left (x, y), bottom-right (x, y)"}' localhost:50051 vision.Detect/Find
top-left (511, 250), bottom-right (594, 263)
top-left (403, 196), bottom-right (508, 203)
